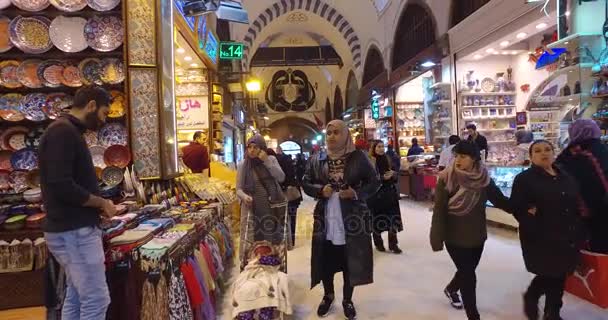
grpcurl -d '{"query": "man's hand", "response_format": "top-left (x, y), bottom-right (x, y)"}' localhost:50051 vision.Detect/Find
top-left (101, 200), bottom-right (117, 218)
top-left (258, 150), bottom-right (268, 162)
top-left (339, 187), bottom-right (357, 200)
top-left (244, 195), bottom-right (253, 206)
top-left (383, 170), bottom-right (394, 181)
top-left (322, 184), bottom-right (333, 198)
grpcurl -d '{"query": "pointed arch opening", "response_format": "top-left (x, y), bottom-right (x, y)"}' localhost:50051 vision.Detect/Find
top-left (333, 86), bottom-right (344, 119)
top-left (362, 46), bottom-right (386, 86)
top-left (391, 2), bottom-right (437, 71)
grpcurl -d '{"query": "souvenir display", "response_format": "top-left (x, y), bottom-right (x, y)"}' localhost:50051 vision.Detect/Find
top-left (84, 15), bottom-right (124, 52)
top-left (86, 0), bottom-right (121, 11)
top-left (62, 63), bottom-right (83, 87)
top-left (43, 93), bottom-right (72, 120)
top-left (7, 133), bottom-right (26, 151)
top-left (17, 60), bottom-right (43, 89)
top-left (0, 170), bottom-right (10, 190)
top-left (20, 93), bottom-right (48, 122)
top-left (100, 58), bottom-right (125, 84)
top-left (37, 60), bottom-right (65, 88)
top-left (9, 16), bottom-right (53, 54)
top-left (0, 0), bottom-right (10, 10)
top-left (49, 16), bottom-right (88, 53)
top-left (0, 151), bottom-right (13, 171)
top-left (78, 58), bottom-right (102, 85)
top-left (108, 90), bottom-right (126, 118)
top-left (101, 166), bottom-right (123, 187)
top-left (481, 77), bottom-right (496, 93)
top-left (49, 0), bottom-right (87, 12)
top-left (104, 144), bottom-right (130, 168)
top-left (3, 215), bottom-right (26, 230)
top-left (26, 213), bottom-right (45, 229)
top-left (10, 149), bottom-right (38, 171)
top-left (0, 61), bottom-right (22, 89)
top-left (83, 130), bottom-right (98, 147)
top-left (98, 123), bottom-right (127, 147)
top-left (24, 127), bottom-right (45, 149)
top-left (26, 169), bottom-right (40, 188)
top-left (9, 170), bottom-right (28, 193)
top-left (0, 94), bottom-right (25, 122)
top-left (10, 0), bottom-right (50, 12)
top-left (0, 16), bottom-right (13, 53)
top-left (23, 188), bottom-right (42, 204)
top-left (89, 145), bottom-right (107, 169)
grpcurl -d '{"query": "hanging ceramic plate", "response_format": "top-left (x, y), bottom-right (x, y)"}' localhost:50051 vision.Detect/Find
top-left (100, 58), bottom-right (124, 84)
top-left (86, 0), bottom-right (120, 11)
top-left (101, 166), bottom-right (123, 187)
top-left (98, 123), bottom-right (127, 147)
top-left (49, 0), bottom-right (87, 12)
top-left (9, 170), bottom-right (29, 192)
top-left (0, 16), bottom-right (13, 53)
top-left (37, 60), bottom-right (65, 88)
top-left (17, 60), bottom-right (43, 88)
top-left (20, 93), bottom-right (48, 122)
top-left (0, 170), bottom-right (10, 190)
top-left (83, 130), bottom-right (98, 146)
top-left (481, 77), bottom-right (497, 93)
top-left (103, 144), bottom-right (130, 168)
top-left (11, 0), bottom-right (50, 11)
top-left (89, 145), bottom-right (107, 169)
top-left (25, 127), bottom-right (44, 149)
top-left (9, 16), bottom-right (53, 54)
top-left (10, 148), bottom-right (38, 171)
top-left (0, 151), bottom-right (13, 171)
top-left (108, 90), bottom-right (125, 118)
top-left (405, 110), bottom-right (415, 120)
top-left (49, 16), bottom-right (88, 53)
top-left (0, 94), bottom-right (25, 122)
top-left (0, 127), bottom-right (27, 151)
top-left (84, 15), bottom-right (124, 52)
top-left (0, 61), bottom-right (22, 89)
top-left (43, 93), bottom-right (72, 119)
top-left (78, 58), bottom-right (102, 85)
top-left (61, 63), bottom-right (83, 87)
top-left (0, 0), bottom-right (11, 10)
top-left (7, 132), bottom-right (26, 150)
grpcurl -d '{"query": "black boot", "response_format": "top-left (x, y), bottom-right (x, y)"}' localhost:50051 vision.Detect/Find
top-left (372, 233), bottom-right (385, 252)
top-left (342, 300), bottom-right (357, 320)
top-left (543, 312), bottom-right (564, 320)
top-left (523, 292), bottom-right (540, 320)
top-left (317, 294), bottom-right (334, 317)
top-left (388, 231), bottom-right (402, 254)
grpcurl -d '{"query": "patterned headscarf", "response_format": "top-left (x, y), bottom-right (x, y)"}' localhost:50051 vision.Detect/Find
top-left (326, 120), bottom-right (355, 160)
top-left (569, 119), bottom-right (601, 144)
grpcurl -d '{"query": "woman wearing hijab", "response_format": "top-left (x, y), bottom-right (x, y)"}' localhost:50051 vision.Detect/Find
top-left (430, 141), bottom-right (510, 320)
top-left (302, 120), bottom-right (379, 320)
top-left (368, 140), bottom-right (403, 253)
top-left (511, 140), bottom-right (585, 320)
top-left (236, 134), bottom-right (287, 271)
top-left (556, 119), bottom-right (608, 253)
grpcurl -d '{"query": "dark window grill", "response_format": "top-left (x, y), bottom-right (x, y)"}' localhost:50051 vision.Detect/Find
top-left (391, 3), bottom-right (436, 71)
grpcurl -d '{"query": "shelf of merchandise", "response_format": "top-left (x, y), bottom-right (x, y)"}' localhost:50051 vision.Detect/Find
top-left (477, 128), bottom-right (516, 132)
top-left (462, 105), bottom-right (515, 108)
top-left (553, 63), bottom-right (594, 75)
top-left (547, 33), bottom-right (603, 49)
top-left (433, 100), bottom-right (451, 105)
top-left (487, 141), bottom-right (516, 144)
top-left (435, 136), bottom-right (450, 139)
top-left (433, 117), bottom-right (451, 121)
top-left (530, 121), bottom-right (560, 124)
top-left (429, 82), bottom-right (451, 89)
top-left (462, 116), bottom-right (516, 120)
top-left (460, 91), bottom-right (517, 96)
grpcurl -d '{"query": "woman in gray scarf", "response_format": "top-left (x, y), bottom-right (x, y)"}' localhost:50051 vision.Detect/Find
top-left (430, 141), bottom-right (510, 320)
top-left (236, 134), bottom-right (287, 271)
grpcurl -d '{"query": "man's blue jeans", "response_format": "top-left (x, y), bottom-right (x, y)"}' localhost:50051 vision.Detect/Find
top-left (45, 226), bottom-right (110, 320)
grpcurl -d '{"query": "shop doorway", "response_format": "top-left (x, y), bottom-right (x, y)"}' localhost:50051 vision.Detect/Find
top-left (279, 141), bottom-right (302, 157)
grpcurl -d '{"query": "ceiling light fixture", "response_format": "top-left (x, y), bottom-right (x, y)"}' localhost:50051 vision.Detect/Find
top-left (184, 56), bottom-right (193, 61)
top-left (420, 61), bottom-right (436, 68)
top-left (486, 48), bottom-right (495, 54)
top-left (517, 32), bottom-right (527, 39)
top-left (474, 54), bottom-right (483, 59)
top-left (190, 63), bottom-right (198, 67)
top-left (501, 51), bottom-right (509, 55)
top-left (263, 116), bottom-right (269, 120)
top-left (536, 23), bottom-right (547, 30)
top-left (511, 51), bottom-right (519, 55)
top-left (565, 11), bottom-right (570, 17)
top-left (500, 41), bottom-right (510, 47)
top-left (177, 48), bottom-right (185, 54)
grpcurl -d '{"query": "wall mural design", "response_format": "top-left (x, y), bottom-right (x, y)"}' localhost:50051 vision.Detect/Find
top-left (266, 69), bottom-right (316, 112)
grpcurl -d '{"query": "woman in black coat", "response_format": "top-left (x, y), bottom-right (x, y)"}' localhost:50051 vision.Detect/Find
top-left (510, 140), bottom-right (586, 320)
top-left (271, 147), bottom-right (303, 247)
top-left (368, 140), bottom-right (403, 253)
top-left (302, 120), bottom-right (379, 320)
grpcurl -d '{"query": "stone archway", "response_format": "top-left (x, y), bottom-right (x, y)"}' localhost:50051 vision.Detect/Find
top-left (333, 86), bottom-right (344, 119)
top-left (362, 45), bottom-right (386, 86)
top-left (345, 70), bottom-right (359, 110)
top-left (268, 116), bottom-right (320, 146)
top-left (391, 1), bottom-right (437, 71)
top-left (324, 98), bottom-right (332, 123)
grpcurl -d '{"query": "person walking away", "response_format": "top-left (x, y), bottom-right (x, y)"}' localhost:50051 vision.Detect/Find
top-left (273, 148), bottom-right (303, 247)
top-left (406, 138), bottom-right (424, 156)
top-left (236, 135), bottom-right (287, 271)
top-left (181, 131), bottom-right (210, 173)
top-left (511, 140), bottom-right (586, 320)
top-left (438, 135), bottom-right (461, 170)
top-left (386, 143), bottom-right (401, 172)
top-left (39, 86), bottom-right (117, 320)
top-left (368, 140), bottom-right (403, 254)
top-left (430, 141), bottom-right (510, 320)
top-left (295, 153), bottom-right (307, 185)
top-left (466, 124), bottom-right (489, 160)
top-left (556, 119), bottom-right (608, 254)
top-left (302, 120), bottom-right (380, 320)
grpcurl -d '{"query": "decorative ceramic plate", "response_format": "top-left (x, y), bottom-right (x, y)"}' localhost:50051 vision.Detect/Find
top-left (83, 130), bottom-right (98, 146)
top-left (78, 58), bottom-right (102, 85)
top-left (0, 127), bottom-right (27, 150)
top-left (9, 16), bottom-right (53, 54)
top-left (61, 63), bottom-right (83, 87)
top-left (0, 170), bottom-right (9, 190)
top-left (102, 166), bottom-right (123, 187)
top-left (20, 93), bottom-right (48, 122)
top-left (108, 90), bottom-right (125, 118)
top-left (100, 58), bottom-right (124, 84)
top-left (25, 127), bottom-right (44, 149)
top-left (43, 93), bottom-right (72, 119)
top-left (26, 169), bottom-right (40, 188)
top-left (17, 60), bottom-right (43, 88)
top-left (11, 0), bottom-right (50, 11)
top-left (10, 148), bottom-right (38, 171)
top-left (7, 132), bottom-right (26, 150)
top-left (0, 16), bottom-right (13, 53)
top-left (86, 0), bottom-right (120, 11)
top-left (481, 77), bottom-right (496, 93)
top-left (0, 0), bottom-right (10, 10)
top-left (0, 94), bottom-right (25, 122)
top-left (405, 110), bottom-right (415, 120)
top-left (104, 144), bottom-right (130, 168)
top-left (84, 15), bottom-right (124, 52)
top-left (98, 123), bottom-right (127, 147)
top-left (89, 145), bottom-right (107, 169)
top-left (37, 60), bottom-right (65, 88)
top-left (0, 151), bottom-right (13, 171)
top-left (0, 61), bottom-right (22, 89)
top-left (49, 16), bottom-right (88, 53)
top-left (9, 170), bottom-right (28, 192)
top-left (49, 0), bottom-right (87, 12)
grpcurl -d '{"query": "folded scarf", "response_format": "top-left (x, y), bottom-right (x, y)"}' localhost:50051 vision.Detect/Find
top-left (440, 163), bottom-right (490, 216)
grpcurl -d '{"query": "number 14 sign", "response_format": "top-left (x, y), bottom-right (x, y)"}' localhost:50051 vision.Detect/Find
top-left (219, 42), bottom-right (244, 60)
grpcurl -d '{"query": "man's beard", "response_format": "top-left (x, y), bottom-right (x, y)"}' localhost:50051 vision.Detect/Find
top-left (84, 111), bottom-right (103, 131)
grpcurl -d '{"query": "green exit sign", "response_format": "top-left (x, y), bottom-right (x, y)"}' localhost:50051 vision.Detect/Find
top-left (219, 42), bottom-right (244, 60)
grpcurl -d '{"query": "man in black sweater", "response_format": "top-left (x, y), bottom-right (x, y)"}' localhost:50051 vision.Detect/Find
top-left (39, 86), bottom-right (117, 320)
top-left (466, 124), bottom-right (489, 160)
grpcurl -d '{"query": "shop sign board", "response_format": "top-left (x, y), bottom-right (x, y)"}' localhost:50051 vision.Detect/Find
top-left (174, 0), bottom-right (196, 31)
top-left (177, 96), bottom-right (209, 130)
top-left (371, 90), bottom-right (381, 120)
top-left (219, 42), bottom-right (244, 60)
top-left (204, 31), bottom-right (218, 65)
top-left (198, 16), bottom-right (208, 49)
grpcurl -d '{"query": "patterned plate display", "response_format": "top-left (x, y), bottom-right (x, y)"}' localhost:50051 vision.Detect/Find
top-left (9, 16), bottom-right (53, 54)
top-left (26, 169), bottom-right (40, 188)
top-left (17, 60), bottom-right (43, 88)
top-left (98, 123), bottom-right (127, 147)
top-left (0, 16), bottom-right (13, 53)
top-left (11, 0), bottom-right (50, 11)
top-left (10, 148), bottom-right (38, 171)
top-left (7, 132), bottom-right (26, 151)
top-left (101, 166), bottom-right (123, 187)
top-left (49, 0), bottom-right (87, 12)
top-left (481, 77), bottom-right (497, 93)
top-left (100, 58), bottom-right (124, 84)
top-left (0, 151), bottom-right (13, 171)
top-left (0, 94), bottom-right (25, 122)
top-left (108, 90), bottom-right (125, 118)
top-left (43, 93), bottom-right (72, 119)
top-left (37, 60), bottom-right (65, 88)
top-left (62, 62), bottom-right (83, 87)
top-left (0, 0), bottom-right (10, 10)
top-left (0, 126), bottom-right (27, 150)
top-left (9, 170), bottom-right (28, 192)
top-left (103, 144), bottom-right (130, 168)
top-left (84, 15), bottom-right (124, 52)
top-left (86, 0), bottom-right (120, 11)
top-left (20, 93), bottom-right (48, 122)
top-left (0, 170), bottom-right (9, 190)
top-left (50, 16), bottom-right (88, 53)
top-left (83, 130), bottom-right (98, 146)
top-left (78, 58), bottom-right (102, 85)
top-left (0, 61), bottom-right (22, 89)
top-left (89, 145), bottom-right (107, 169)
top-left (25, 127), bottom-right (45, 149)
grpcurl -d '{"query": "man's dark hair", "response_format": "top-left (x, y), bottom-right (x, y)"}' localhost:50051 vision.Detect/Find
top-left (193, 131), bottom-right (204, 141)
top-left (412, 138), bottom-right (418, 145)
top-left (72, 86), bottom-right (111, 110)
top-left (466, 124), bottom-right (477, 131)
top-left (448, 135), bottom-right (461, 145)
top-left (453, 141), bottom-right (481, 161)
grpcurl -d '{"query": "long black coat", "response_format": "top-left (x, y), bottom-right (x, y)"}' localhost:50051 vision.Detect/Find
top-left (367, 156), bottom-right (403, 233)
top-left (510, 165), bottom-right (586, 277)
top-left (302, 150), bottom-right (380, 288)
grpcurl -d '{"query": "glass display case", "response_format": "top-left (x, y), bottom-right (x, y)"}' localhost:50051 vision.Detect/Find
top-left (487, 166), bottom-right (526, 206)
top-left (427, 82), bottom-right (454, 148)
